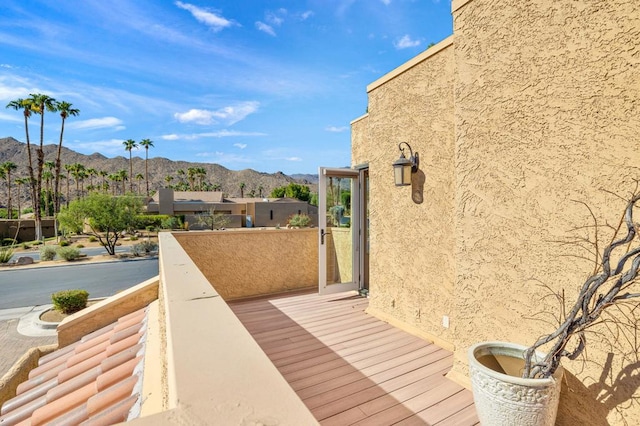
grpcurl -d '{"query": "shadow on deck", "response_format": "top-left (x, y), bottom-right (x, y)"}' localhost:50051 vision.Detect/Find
top-left (230, 290), bottom-right (478, 425)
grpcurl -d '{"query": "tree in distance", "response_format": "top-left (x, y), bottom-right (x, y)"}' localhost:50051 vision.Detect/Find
top-left (197, 207), bottom-right (231, 230)
top-left (270, 182), bottom-right (312, 202)
top-left (58, 192), bottom-right (143, 255)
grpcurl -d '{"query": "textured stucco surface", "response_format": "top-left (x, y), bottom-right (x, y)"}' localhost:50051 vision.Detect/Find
top-left (174, 229), bottom-right (318, 300)
top-left (352, 1), bottom-right (640, 424)
top-left (453, 1), bottom-right (640, 425)
top-left (352, 38), bottom-right (457, 347)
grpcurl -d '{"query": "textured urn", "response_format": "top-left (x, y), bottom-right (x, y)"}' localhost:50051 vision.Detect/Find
top-left (468, 341), bottom-right (563, 426)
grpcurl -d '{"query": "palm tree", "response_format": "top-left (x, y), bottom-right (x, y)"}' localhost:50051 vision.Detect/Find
top-left (0, 168), bottom-right (5, 217)
top-left (187, 167), bottom-right (197, 191)
top-left (1, 161), bottom-right (18, 218)
top-left (14, 177), bottom-right (29, 217)
top-left (99, 170), bottom-right (109, 192)
top-left (122, 139), bottom-right (137, 193)
top-left (239, 182), bottom-right (246, 198)
top-left (176, 169), bottom-right (185, 184)
top-left (54, 101), bottom-right (79, 215)
top-left (6, 99), bottom-right (37, 218)
top-left (258, 185), bottom-right (264, 198)
top-left (70, 163), bottom-right (86, 199)
top-left (109, 174), bottom-right (120, 196)
top-left (64, 163), bottom-right (73, 206)
top-left (29, 93), bottom-right (57, 238)
top-left (42, 169), bottom-right (54, 216)
top-left (197, 167), bottom-right (207, 190)
top-left (139, 138), bottom-right (154, 196)
top-left (118, 169), bottom-right (128, 195)
top-left (135, 173), bottom-right (144, 195)
top-left (86, 168), bottom-right (97, 189)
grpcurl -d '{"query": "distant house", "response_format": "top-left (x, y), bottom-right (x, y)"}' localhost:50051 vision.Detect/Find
top-left (145, 188), bottom-right (318, 228)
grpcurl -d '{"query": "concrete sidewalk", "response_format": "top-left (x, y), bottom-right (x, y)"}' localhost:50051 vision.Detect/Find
top-left (0, 306), bottom-right (57, 379)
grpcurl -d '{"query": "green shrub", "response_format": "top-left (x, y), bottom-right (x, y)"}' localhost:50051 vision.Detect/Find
top-left (21, 242), bottom-right (31, 250)
top-left (51, 289), bottom-right (89, 314)
top-left (40, 245), bottom-right (57, 261)
top-left (136, 214), bottom-right (168, 230)
top-left (2, 238), bottom-right (17, 247)
top-left (129, 235), bottom-right (139, 241)
top-left (287, 213), bottom-right (312, 228)
top-left (58, 239), bottom-right (70, 247)
top-left (160, 216), bottom-right (182, 230)
top-left (0, 247), bottom-right (14, 263)
top-left (88, 235), bottom-right (97, 242)
top-left (76, 244), bottom-right (85, 248)
top-left (131, 240), bottom-right (158, 257)
top-left (32, 240), bottom-right (43, 246)
top-left (57, 246), bottom-right (82, 261)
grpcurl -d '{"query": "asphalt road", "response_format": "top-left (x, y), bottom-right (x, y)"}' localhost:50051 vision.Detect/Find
top-left (0, 258), bottom-right (159, 309)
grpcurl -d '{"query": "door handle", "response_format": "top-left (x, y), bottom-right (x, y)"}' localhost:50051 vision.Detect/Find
top-left (320, 229), bottom-right (325, 245)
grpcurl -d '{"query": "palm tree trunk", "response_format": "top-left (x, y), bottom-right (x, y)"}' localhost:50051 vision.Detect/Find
top-left (23, 114), bottom-right (38, 229)
top-left (54, 118), bottom-right (65, 215)
top-left (129, 152), bottom-right (133, 193)
top-left (145, 148), bottom-right (149, 196)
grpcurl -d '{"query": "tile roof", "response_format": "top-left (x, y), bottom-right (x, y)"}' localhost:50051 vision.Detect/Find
top-left (0, 307), bottom-right (149, 426)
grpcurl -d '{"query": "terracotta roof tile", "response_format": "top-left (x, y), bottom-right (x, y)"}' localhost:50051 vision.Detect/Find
top-left (0, 306), bottom-right (149, 426)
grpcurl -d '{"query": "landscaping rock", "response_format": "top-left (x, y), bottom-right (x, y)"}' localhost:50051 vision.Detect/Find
top-left (15, 256), bottom-right (34, 265)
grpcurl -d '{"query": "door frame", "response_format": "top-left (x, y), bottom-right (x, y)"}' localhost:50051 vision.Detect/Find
top-left (318, 167), bottom-right (363, 295)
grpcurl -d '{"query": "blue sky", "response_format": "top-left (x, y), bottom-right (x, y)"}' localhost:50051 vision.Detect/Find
top-left (0, 1), bottom-right (452, 175)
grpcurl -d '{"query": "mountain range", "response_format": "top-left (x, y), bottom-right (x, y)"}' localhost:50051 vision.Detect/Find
top-left (0, 137), bottom-right (318, 202)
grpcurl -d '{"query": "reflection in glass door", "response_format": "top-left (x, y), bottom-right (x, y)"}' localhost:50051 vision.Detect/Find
top-left (318, 168), bottom-right (360, 294)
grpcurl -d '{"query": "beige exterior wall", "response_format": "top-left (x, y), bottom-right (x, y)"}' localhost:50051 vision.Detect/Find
top-left (0, 219), bottom-right (56, 242)
top-left (173, 228), bottom-right (318, 300)
top-left (352, 36), bottom-right (457, 349)
top-left (353, 1), bottom-right (640, 424)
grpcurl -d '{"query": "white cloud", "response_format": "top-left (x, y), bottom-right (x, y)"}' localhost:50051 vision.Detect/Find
top-left (255, 22), bottom-right (276, 36)
top-left (234, 143), bottom-right (247, 149)
top-left (175, 1), bottom-right (236, 32)
top-left (174, 109), bottom-right (215, 125)
top-left (161, 130), bottom-right (266, 141)
top-left (380, 0), bottom-right (392, 4)
top-left (266, 9), bottom-right (286, 26)
top-left (262, 148), bottom-right (302, 162)
top-left (68, 139), bottom-right (127, 155)
top-left (174, 101), bottom-right (259, 126)
top-left (68, 117), bottom-right (124, 130)
top-left (325, 125), bottom-right (348, 133)
top-left (300, 11), bottom-right (314, 20)
top-left (173, 101), bottom-right (260, 126)
top-left (195, 151), bottom-right (254, 165)
top-left (395, 35), bottom-right (421, 49)
top-left (0, 111), bottom-right (22, 123)
top-left (211, 101), bottom-right (259, 125)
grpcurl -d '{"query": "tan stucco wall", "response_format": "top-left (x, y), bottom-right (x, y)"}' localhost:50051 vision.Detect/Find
top-left (57, 276), bottom-right (160, 347)
top-left (351, 36), bottom-right (457, 348)
top-left (173, 228), bottom-right (318, 300)
top-left (353, 1), bottom-right (640, 424)
top-left (451, 1), bottom-right (640, 424)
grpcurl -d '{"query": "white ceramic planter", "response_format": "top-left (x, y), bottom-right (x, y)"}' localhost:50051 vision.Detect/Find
top-left (469, 341), bottom-right (563, 426)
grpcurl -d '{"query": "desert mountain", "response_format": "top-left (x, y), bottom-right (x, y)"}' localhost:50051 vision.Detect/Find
top-left (0, 137), bottom-right (318, 202)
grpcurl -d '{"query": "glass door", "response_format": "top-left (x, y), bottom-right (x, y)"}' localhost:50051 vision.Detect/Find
top-left (318, 167), bottom-right (360, 294)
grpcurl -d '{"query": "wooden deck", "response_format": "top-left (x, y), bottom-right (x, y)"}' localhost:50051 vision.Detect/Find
top-left (230, 291), bottom-right (479, 425)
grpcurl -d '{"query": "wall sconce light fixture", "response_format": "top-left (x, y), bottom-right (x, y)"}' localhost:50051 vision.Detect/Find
top-left (392, 142), bottom-right (419, 186)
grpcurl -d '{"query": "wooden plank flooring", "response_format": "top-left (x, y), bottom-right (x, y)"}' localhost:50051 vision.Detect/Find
top-left (230, 291), bottom-right (478, 425)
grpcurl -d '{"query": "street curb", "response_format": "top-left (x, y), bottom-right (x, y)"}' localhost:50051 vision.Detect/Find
top-left (0, 254), bottom-right (158, 272)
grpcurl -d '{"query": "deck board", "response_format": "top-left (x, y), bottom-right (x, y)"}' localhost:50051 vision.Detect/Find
top-left (230, 290), bottom-right (479, 425)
